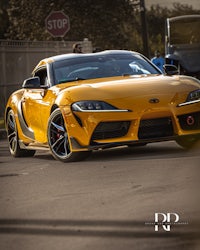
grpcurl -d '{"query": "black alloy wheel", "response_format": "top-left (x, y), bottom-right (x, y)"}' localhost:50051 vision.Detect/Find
top-left (47, 108), bottom-right (90, 162)
top-left (6, 109), bottom-right (35, 157)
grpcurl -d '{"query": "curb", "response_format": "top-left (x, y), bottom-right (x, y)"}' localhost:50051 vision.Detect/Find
top-left (0, 129), bottom-right (7, 140)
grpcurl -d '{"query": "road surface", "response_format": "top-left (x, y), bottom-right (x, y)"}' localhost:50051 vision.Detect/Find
top-left (0, 139), bottom-right (199, 250)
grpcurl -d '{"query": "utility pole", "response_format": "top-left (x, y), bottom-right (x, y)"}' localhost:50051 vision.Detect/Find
top-left (130, 0), bottom-right (149, 58)
top-left (140, 0), bottom-right (149, 58)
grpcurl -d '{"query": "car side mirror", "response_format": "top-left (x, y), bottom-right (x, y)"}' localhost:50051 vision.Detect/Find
top-left (22, 76), bottom-right (41, 88)
top-left (163, 64), bottom-right (179, 76)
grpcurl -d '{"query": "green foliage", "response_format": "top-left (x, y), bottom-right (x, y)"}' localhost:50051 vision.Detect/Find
top-left (0, 0), bottom-right (9, 39)
top-left (6, 0), bottom-right (54, 40)
top-left (147, 3), bottom-right (200, 56)
top-left (0, 0), bottom-right (199, 56)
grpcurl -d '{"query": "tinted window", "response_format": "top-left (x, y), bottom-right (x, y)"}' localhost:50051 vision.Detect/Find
top-left (52, 53), bottom-right (160, 84)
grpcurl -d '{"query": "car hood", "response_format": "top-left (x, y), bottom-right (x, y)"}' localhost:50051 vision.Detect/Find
top-left (57, 75), bottom-right (200, 109)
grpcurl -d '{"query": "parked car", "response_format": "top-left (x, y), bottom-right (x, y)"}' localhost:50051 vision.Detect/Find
top-left (5, 50), bottom-right (200, 162)
top-left (165, 15), bottom-right (200, 79)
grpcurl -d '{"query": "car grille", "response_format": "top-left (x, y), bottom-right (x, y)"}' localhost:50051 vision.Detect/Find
top-left (178, 111), bottom-right (200, 130)
top-left (138, 117), bottom-right (174, 139)
top-left (91, 121), bottom-right (130, 140)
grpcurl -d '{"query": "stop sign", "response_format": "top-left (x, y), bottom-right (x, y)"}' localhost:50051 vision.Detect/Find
top-left (45, 11), bottom-right (70, 37)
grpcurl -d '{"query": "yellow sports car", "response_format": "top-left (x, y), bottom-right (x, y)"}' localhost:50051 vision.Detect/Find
top-left (5, 50), bottom-right (200, 162)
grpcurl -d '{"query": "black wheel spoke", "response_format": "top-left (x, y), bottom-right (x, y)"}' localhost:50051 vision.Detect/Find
top-left (11, 137), bottom-right (17, 151)
top-left (51, 121), bottom-right (65, 132)
top-left (8, 116), bottom-right (15, 130)
top-left (64, 135), bottom-right (70, 155)
top-left (51, 127), bottom-right (60, 135)
top-left (8, 131), bottom-right (16, 140)
top-left (52, 135), bottom-right (64, 150)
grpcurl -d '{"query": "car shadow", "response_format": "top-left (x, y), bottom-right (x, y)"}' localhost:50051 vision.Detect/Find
top-left (0, 218), bottom-right (199, 242)
top-left (33, 141), bottom-right (199, 163)
top-left (86, 142), bottom-right (196, 162)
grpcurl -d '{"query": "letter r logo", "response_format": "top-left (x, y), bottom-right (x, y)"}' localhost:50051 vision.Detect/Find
top-left (154, 212), bottom-right (180, 231)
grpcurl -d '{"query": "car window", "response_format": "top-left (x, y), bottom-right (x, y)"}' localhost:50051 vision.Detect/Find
top-left (34, 67), bottom-right (49, 87)
top-left (52, 53), bottom-right (160, 85)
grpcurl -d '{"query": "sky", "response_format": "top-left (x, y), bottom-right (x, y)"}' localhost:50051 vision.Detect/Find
top-left (145, 0), bottom-right (200, 9)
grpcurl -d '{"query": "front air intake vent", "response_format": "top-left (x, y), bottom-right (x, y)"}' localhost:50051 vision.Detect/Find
top-left (138, 117), bottom-right (174, 139)
top-left (91, 121), bottom-right (130, 140)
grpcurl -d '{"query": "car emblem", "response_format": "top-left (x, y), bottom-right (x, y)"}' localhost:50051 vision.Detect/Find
top-left (149, 98), bottom-right (160, 104)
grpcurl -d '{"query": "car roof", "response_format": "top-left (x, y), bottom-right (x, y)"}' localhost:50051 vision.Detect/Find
top-left (34, 50), bottom-right (139, 70)
top-left (167, 14), bottom-right (200, 22)
top-left (50, 50), bottom-right (138, 62)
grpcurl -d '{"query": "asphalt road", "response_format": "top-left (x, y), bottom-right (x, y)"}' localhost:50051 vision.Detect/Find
top-left (0, 139), bottom-right (199, 250)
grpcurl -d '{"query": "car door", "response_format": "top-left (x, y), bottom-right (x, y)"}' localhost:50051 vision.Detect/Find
top-left (21, 66), bottom-right (51, 143)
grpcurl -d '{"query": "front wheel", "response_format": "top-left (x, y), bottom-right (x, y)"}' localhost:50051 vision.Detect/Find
top-left (47, 109), bottom-right (91, 162)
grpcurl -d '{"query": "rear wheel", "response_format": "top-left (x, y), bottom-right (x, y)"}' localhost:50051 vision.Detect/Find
top-left (6, 109), bottom-right (35, 157)
top-left (47, 108), bottom-right (90, 162)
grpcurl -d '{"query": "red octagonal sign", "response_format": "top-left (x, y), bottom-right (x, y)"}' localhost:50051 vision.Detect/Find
top-left (45, 11), bottom-right (70, 37)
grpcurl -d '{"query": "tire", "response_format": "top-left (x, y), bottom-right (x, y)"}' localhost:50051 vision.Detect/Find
top-left (6, 109), bottom-right (36, 157)
top-left (176, 136), bottom-right (198, 149)
top-left (47, 108), bottom-right (91, 162)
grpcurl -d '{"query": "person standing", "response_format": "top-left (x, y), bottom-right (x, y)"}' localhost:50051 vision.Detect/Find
top-left (72, 43), bottom-right (82, 53)
top-left (151, 50), bottom-right (165, 72)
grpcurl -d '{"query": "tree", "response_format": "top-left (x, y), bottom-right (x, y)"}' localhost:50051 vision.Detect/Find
top-left (0, 0), bottom-right (9, 39)
top-left (5, 0), bottom-right (141, 50)
top-left (2, 0), bottom-right (200, 56)
top-left (6, 0), bottom-right (53, 40)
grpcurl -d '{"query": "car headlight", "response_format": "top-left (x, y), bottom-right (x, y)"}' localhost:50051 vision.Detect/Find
top-left (71, 101), bottom-right (129, 112)
top-left (187, 89), bottom-right (200, 102)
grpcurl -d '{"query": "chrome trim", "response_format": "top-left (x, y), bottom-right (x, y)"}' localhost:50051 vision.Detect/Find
top-left (177, 99), bottom-right (200, 107)
top-left (17, 101), bottom-right (35, 140)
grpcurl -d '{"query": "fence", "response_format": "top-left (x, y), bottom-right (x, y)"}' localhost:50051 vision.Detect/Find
top-left (0, 38), bottom-right (93, 117)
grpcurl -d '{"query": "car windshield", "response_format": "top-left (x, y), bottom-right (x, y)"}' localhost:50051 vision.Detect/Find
top-left (52, 53), bottom-right (160, 85)
top-left (169, 17), bottom-right (200, 45)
